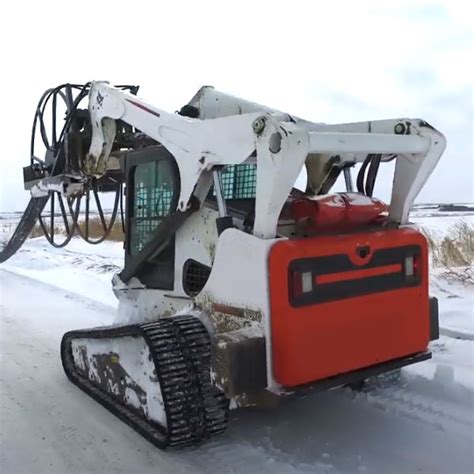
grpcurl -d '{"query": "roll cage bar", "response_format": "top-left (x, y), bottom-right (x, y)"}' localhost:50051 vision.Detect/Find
top-left (83, 82), bottom-right (445, 238)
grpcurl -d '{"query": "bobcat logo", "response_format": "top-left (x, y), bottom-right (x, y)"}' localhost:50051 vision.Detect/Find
top-left (96, 91), bottom-right (104, 107)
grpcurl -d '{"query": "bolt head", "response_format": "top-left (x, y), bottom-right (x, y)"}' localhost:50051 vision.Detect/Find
top-left (394, 123), bottom-right (406, 135)
top-left (252, 117), bottom-right (266, 134)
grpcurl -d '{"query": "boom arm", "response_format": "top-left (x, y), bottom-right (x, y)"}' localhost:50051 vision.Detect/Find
top-left (86, 82), bottom-right (446, 237)
top-left (87, 82), bottom-right (260, 210)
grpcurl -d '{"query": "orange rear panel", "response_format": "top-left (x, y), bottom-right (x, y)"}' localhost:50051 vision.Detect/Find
top-left (269, 228), bottom-right (429, 387)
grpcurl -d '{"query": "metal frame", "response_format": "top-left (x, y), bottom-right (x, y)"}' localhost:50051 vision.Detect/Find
top-left (85, 82), bottom-right (446, 240)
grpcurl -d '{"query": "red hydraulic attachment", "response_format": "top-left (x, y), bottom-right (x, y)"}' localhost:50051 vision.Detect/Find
top-left (290, 193), bottom-right (387, 233)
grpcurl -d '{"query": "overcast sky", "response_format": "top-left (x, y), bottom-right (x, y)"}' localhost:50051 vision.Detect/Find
top-left (0, 0), bottom-right (472, 211)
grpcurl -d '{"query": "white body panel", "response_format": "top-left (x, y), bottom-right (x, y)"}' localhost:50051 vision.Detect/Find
top-left (114, 206), bottom-right (219, 322)
top-left (194, 228), bottom-right (280, 391)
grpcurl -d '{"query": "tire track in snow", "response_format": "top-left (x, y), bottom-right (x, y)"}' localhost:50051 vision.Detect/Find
top-left (440, 327), bottom-right (474, 341)
top-left (346, 372), bottom-right (474, 440)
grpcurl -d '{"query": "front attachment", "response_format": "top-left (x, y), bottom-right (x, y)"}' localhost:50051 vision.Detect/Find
top-left (61, 315), bottom-right (229, 449)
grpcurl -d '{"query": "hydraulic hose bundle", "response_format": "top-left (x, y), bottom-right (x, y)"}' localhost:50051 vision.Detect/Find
top-left (356, 154), bottom-right (382, 197)
top-left (0, 83), bottom-right (137, 261)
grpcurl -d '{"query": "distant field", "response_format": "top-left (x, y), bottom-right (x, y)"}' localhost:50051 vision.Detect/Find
top-left (1, 204), bottom-right (473, 255)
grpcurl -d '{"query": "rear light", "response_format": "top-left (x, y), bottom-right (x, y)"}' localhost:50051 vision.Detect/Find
top-left (404, 255), bottom-right (419, 279)
top-left (413, 255), bottom-right (420, 274)
top-left (290, 270), bottom-right (313, 298)
top-left (302, 272), bottom-right (312, 293)
top-left (289, 247), bottom-right (422, 306)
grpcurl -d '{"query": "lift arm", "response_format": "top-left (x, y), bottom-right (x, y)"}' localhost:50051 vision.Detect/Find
top-left (86, 82), bottom-right (446, 238)
top-left (86, 81), bottom-right (260, 211)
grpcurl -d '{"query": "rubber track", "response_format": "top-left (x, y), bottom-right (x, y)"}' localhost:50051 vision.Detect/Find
top-left (0, 197), bottom-right (48, 263)
top-left (61, 315), bottom-right (229, 449)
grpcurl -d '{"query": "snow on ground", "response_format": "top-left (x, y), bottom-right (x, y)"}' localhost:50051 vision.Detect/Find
top-left (411, 212), bottom-right (474, 239)
top-left (431, 268), bottom-right (474, 337)
top-left (1, 270), bottom-right (473, 474)
top-left (0, 236), bottom-right (122, 308)
top-left (1, 210), bottom-right (473, 473)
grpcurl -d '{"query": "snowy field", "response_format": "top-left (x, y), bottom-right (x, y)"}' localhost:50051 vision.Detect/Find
top-left (0, 210), bottom-right (473, 473)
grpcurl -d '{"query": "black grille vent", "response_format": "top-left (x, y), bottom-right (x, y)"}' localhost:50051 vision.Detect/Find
top-left (183, 259), bottom-right (211, 296)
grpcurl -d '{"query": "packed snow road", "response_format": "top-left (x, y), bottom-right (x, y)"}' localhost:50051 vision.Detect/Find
top-left (1, 268), bottom-right (473, 474)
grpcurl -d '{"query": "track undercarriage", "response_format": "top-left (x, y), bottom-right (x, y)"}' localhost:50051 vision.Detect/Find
top-left (61, 315), bottom-right (229, 448)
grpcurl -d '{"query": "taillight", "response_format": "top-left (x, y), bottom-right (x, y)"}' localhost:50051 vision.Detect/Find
top-left (405, 256), bottom-right (415, 277)
top-left (404, 255), bottom-right (419, 279)
top-left (302, 272), bottom-right (313, 293)
top-left (413, 255), bottom-right (420, 274)
top-left (290, 270), bottom-right (313, 298)
top-left (289, 247), bottom-right (422, 307)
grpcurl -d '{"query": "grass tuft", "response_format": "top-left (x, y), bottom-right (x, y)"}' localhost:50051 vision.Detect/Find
top-left (421, 220), bottom-right (473, 268)
top-left (28, 217), bottom-right (124, 242)
top-left (20, 216), bottom-right (474, 269)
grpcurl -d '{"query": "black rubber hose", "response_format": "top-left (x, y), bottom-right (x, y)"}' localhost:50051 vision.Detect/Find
top-left (72, 179), bottom-right (122, 244)
top-left (2, 83), bottom-right (135, 263)
top-left (357, 154), bottom-right (372, 194)
top-left (31, 84), bottom-right (90, 165)
top-left (365, 154), bottom-right (381, 197)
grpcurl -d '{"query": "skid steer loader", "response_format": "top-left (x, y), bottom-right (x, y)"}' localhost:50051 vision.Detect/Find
top-left (0, 82), bottom-right (444, 448)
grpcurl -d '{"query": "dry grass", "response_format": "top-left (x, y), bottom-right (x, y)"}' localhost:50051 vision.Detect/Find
top-left (26, 216), bottom-right (474, 267)
top-left (421, 220), bottom-right (474, 268)
top-left (79, 217), bottom-right (124, 241)
top-left (438, 267), bottom-right (474, 285)
top-left (29, 217), bottom-right (124, 241)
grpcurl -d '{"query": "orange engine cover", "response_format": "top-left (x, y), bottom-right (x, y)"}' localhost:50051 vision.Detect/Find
top-left (269, 228), bottom-right (429, 387)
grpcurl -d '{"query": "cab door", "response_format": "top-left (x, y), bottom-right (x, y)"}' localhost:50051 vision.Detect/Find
top-left (123, 146), bottom-right (180, 289)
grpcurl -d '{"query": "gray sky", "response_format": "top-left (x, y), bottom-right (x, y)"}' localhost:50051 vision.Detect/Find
top-left (0, 0), bottom-right (472, 211)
